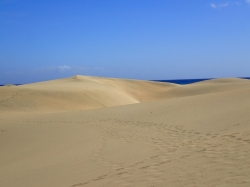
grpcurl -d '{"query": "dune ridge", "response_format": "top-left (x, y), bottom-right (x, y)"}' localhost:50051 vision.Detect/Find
top-left (1, 75), bottom-right (250, 187)
top-left (0, 75), bottom-right (249, 113)
top-left (0, 75), bottom-right (179, 113)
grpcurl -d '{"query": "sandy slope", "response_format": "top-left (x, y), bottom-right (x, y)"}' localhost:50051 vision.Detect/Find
top-left (0, 75), bottom-right (177, 113)
top-left (0, 76), bottom-right (250, 187)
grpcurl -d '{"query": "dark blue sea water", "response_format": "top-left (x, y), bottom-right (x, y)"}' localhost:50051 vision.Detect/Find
top-left (152, 78), bottom-right (211, 85)
top-left (153, 77), bottom-right (250, 85)
top-left (1, 78), bottom-right (250, 86)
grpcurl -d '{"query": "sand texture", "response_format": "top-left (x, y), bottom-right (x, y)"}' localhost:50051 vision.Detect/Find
top-left (1, 75), bottom-right (250, 187)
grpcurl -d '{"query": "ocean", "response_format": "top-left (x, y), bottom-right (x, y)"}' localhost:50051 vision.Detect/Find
top-left (152, 78), bottom-right (211, 85)
top-left (152, 77), bottom-right (250, 85)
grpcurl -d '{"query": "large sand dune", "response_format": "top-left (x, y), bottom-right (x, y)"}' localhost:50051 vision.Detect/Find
top-left (0, 75), bottom-right (177, 113)
top-left (1, 76), bottom-right (250, 187)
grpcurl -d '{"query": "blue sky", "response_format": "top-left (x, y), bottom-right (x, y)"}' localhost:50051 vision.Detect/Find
top-left (1, 0), bottom-right (250, 84)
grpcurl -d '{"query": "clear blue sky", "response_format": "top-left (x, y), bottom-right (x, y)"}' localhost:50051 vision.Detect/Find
top-left (1, 0), bottom-right (250, 84)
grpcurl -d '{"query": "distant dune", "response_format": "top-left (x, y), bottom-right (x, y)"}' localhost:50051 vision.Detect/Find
top-left (196, 77), bottom-right (250, 84)
top-left (1, 75), bottom-right (250, 187)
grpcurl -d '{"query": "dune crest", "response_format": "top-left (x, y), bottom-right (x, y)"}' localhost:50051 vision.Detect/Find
top-left (0, 75), bottom-right (249, 113)
top-left (195, 77), bottom-right (250, 84)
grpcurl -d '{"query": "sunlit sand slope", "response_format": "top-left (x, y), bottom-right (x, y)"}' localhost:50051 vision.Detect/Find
top-left (94, 77), bottom-right (177, 102)
top-left (0, 76), bottom-right (250, 187)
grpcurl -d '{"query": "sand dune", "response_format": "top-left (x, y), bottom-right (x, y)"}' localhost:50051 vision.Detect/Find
top-left (1, 75), bottom-right (249, 113)
top-left (162, 77), bottom-right (250, 99)
top-left (195, 77), bottom-right (250, 84)
top-left (0, 75), bottom-right (178, 113)
top-left (1, 76), bottom-right (250, 187)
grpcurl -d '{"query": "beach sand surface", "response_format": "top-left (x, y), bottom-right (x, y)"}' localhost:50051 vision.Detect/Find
top-left (1, 76), bottom-right (250, 187)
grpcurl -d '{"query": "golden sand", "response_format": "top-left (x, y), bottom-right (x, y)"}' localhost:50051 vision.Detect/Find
top-left (1, 75), bottom-right (250, 187)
